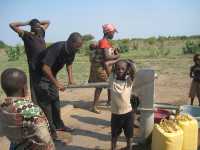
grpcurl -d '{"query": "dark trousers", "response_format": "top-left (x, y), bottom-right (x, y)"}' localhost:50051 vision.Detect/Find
top-left (30, 74), bottom-right (38, 105)
top-left (28, 66), bottom-right (38, 105)
top-left (33, 77), bottom-right (64, 133)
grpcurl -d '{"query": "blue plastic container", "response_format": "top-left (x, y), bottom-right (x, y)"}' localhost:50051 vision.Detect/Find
top-left (180, 105), bottom-right (200, 128)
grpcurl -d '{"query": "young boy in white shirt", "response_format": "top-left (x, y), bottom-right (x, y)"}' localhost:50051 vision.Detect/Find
top-left (109, 59), bottom-right (136, 150)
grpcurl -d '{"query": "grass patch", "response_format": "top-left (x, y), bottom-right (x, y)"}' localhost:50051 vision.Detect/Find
top-left (0, 49), bottom-right (193, 101)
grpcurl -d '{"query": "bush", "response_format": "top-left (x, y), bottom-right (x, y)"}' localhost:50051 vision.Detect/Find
top-left (0, 41), bottom-right (5, 48)
top-left (148, 48), bottom-right (170, 57)
top-left (146, 37), bottom-right (156, 45)
top-left (5, 45), bottom-right (24, 61)
top-left (79, 41), bottom-right (93, 55)
top-left (115, 39), bottom-right (130, 53)
top-left (79, 34), bottom-right (95, 55)
top-left (132, 41), bottom-right (139, 50)
top-left (82, 34), bottom-right (95, 41)
top-left (183, 41), bottom-right (200, 54)
top-left (119, 44), bottom-right (129, 53)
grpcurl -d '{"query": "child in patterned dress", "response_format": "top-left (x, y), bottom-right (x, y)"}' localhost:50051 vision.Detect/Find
top-left (0, 68), bottom-right (55, 150)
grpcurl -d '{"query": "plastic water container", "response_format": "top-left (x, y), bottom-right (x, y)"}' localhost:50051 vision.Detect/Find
top-left (180, 105), bottom-right (200, 128)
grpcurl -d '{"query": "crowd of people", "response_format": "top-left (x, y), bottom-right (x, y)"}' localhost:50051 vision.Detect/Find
top-left (0, 18), bottom-right (198, 150)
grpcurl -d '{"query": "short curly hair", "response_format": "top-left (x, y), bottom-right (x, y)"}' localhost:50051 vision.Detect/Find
top-left (1, 68), bottom-right (27, 96)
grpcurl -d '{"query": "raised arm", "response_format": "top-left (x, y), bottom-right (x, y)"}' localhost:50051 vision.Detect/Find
top-left (127, 60), bottom-right (136, 81)
top-left (39, 20), bottom-right (50, 30)
top-left (9, 21), bottom-right (29, 34)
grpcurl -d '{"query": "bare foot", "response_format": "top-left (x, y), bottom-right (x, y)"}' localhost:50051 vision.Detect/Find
top-left (91, 107), bottom-right (101, 114)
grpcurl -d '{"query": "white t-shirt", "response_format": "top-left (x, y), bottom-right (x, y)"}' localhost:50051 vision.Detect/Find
top-left (109, 74), bottom-right (133, 114)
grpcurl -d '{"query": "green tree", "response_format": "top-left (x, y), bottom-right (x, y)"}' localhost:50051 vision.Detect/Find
top-left (82, 34), bottom-right (95, 41)
top-left (5, 44), bottom-right (24, 61)
top-left (183, 41), bottom-right (200, 54)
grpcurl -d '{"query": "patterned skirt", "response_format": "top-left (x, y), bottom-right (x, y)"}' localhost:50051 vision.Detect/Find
top-left (88, 62), bottom-right (109, 83)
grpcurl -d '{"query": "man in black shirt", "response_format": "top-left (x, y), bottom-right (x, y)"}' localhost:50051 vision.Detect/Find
top-left (9, 19), bottom-right (50, 104)
top-left (34, 32), bottom-right (83, 136)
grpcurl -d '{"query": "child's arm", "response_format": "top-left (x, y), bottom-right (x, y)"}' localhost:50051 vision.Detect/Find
top-left (103, 48), bottom-right (120, 67)
top-left (104, 59), bottom-right (120, 75)
top-left (104, 59), bottom-right (119, 66)
top-left (127, 60), bottom-right (136, 81)
top-left (104, 48), bottom-right (120, 61)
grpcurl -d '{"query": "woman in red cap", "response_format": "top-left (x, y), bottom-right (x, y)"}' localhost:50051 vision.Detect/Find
top-left (91, 24), bottom-right (120, 113)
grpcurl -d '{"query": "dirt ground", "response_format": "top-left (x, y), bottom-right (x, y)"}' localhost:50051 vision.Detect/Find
top-left (0, 74), bottom-right (199, 150)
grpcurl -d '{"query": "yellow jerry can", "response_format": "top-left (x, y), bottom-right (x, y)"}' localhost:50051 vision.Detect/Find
top-left (176, 114), bottom-right (198, 150)
top-left (152, 119), bottom-right (183, 150)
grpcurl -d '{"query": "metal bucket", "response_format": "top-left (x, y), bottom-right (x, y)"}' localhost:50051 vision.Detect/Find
top-left (180, 105), bottom-right (200, 128)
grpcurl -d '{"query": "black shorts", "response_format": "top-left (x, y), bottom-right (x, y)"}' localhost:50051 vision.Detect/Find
top-left (111, 111), bottom-right (133, 139)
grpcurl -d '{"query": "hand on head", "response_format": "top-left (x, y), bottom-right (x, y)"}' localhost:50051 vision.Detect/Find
top-left (113, 59), bottom-right (136, 80)
top-left (29, 18), bottom-right (44, 35)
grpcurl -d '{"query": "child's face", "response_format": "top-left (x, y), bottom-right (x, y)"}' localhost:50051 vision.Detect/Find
top-left (116, 61), bottom-right (127, 79)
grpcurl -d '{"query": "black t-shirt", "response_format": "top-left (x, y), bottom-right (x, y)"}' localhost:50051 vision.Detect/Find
top-left (38, 41), bottom-right (75, 77)
top-left (19, 30), bottom-right (46, 70)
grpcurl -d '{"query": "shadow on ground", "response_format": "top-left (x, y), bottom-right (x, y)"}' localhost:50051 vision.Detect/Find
top-left (72, 128), bottom-right (110, 141)
top-left (55, 141), bottom-right (94, 150)
top-left (71, 115), bottom-right (110, 126)
top-left (60, 99), bottom-right (110, 111)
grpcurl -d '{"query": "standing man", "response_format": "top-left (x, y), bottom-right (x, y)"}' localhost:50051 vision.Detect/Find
top-left (34, 32), bottom-right (83, 136)
top-left (9, 19), bottom-right (50, 104)
top-left (91, 24), bottom-right (119, 113)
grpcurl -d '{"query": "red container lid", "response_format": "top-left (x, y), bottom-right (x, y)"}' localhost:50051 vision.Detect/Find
top-left (154, 109), bottom-right (171, 123)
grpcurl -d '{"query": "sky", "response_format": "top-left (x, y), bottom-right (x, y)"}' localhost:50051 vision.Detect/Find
top-left (0, 0), bottom-right (200, 45)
